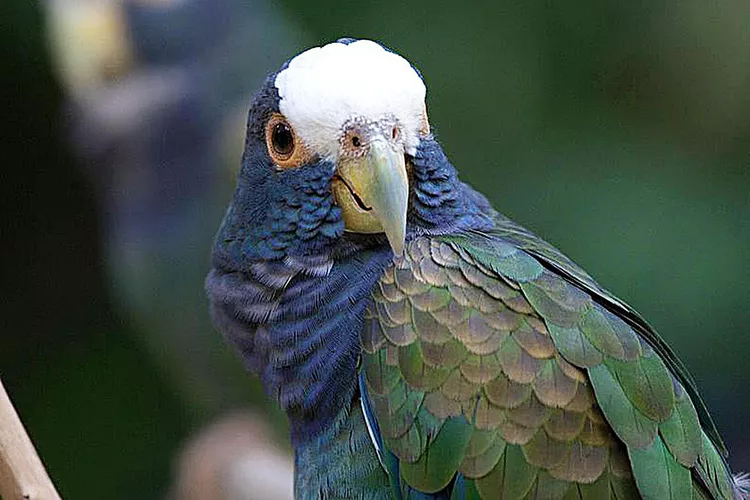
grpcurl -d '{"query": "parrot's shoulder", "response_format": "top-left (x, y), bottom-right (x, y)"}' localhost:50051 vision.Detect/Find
top-left (474, 213), bottom-right (727, 456)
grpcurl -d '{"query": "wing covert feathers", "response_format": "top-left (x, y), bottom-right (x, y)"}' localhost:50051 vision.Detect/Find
top-left (361, 235), bottom-right (737, 499)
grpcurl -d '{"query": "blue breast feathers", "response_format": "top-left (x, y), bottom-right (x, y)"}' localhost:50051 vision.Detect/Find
top-left (207, 246), bottom-right (392, 443)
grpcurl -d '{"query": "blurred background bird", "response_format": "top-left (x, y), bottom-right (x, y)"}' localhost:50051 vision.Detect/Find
top-left (1, 0), bottom-right (749, 498)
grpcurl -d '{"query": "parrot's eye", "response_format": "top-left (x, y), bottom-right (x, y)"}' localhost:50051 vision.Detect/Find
top-left (272, 123), bottom-right (294, 156)
top-left (265, 114), bottom-right (309, 168)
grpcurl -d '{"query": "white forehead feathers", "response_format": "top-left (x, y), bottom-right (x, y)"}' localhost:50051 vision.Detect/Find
top-left (275, 40), bottom-right (427, 159)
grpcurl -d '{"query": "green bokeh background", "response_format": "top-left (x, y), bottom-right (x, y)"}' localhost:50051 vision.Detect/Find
top-left (2, 0), bottom-right (748, 498)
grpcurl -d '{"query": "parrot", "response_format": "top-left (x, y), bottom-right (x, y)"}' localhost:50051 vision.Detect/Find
top-left (205, 38), bottom-right (749, 499)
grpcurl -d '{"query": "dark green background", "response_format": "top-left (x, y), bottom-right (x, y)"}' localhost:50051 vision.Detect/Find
top-left (2, 1), bottom-right (748, 498)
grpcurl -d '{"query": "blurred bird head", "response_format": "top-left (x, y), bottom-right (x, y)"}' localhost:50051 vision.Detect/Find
top-left (45, 0), bottom-right (133, 94)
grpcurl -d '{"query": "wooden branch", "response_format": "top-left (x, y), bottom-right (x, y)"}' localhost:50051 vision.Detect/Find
top-left (0, 379), bottom-right (61, 499)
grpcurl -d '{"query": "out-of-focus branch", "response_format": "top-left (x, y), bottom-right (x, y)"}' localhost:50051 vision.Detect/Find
top-left (0, 379), bottom-right (60, 500)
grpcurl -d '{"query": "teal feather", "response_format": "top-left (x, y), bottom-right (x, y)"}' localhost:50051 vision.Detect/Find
top-left (400, 415), bottom-right (474, 493)
top-left (473, 444), bottom-right (539, 499)
top-left (603, 354), bottom-right (674, 422)
top-left (628, 434), bottom-right (692, 500)
top-left (547, 323), bottom-right (604, 367)
top-left (588, 363), bottom-right (657, 448)
top-left (693, 431), bottom-right (735, 500)
top-left (450, 474), bottom-right (482, 500)
top-left (579, 308), bottom-right (641, 361)
top-left (659, 379), bottom-right (702, 467)
top-left (294, 404), bottom-right (391, 499)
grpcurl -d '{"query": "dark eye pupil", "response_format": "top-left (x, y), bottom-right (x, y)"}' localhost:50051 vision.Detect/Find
top-left (272, 123), bottom-right (294, 155)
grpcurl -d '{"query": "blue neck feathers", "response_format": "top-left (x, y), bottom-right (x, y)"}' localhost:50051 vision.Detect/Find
top-left (206, 134), bottom-right (491, 444)
top-left (208, 244), bottom-right (392, 442)
top-left (409, 138), bottom-right (494, 234)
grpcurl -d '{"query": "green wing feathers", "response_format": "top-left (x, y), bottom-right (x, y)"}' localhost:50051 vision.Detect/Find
top-left (360, 235), bottom-right (739, 499)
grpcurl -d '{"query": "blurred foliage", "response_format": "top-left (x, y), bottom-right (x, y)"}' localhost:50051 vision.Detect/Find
top-left (1, 0), bottom-right (748, 498)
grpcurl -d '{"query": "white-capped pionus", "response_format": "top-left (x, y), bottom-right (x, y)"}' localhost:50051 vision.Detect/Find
top-left (206, 38), bottom-right (749, 499)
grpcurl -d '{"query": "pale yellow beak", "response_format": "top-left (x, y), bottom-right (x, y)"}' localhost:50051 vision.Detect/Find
top-left (332, 138), bottom-right (409, 255)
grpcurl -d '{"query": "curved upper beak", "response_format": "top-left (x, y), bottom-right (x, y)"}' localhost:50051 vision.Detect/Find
top-left (332, 138), bottom-right (408, 255)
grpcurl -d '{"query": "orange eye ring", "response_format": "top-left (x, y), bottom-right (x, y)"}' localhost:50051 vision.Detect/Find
top-left (265, 113), bottom-right (310, 168)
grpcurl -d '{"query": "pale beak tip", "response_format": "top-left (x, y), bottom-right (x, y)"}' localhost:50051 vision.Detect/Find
top-left (382, 221), bottom-right (406, 257)
top-left (390, 238), bottom-right (405, 257)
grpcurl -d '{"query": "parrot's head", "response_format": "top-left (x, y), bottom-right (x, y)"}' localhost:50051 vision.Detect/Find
top-left (272, 38), bottom-right (429, 256)
top-left (216, 38), bottom-right (489, 268)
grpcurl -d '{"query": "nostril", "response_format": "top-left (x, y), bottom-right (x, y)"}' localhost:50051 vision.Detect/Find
top-left (351, 136), bottom-right (361, 148)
